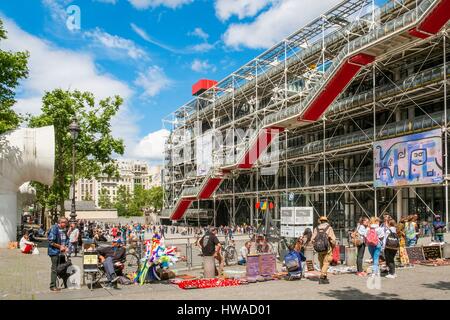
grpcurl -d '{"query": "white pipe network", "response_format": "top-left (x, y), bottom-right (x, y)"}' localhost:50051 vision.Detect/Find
top-left (0, 126), bottom-right (55, 247)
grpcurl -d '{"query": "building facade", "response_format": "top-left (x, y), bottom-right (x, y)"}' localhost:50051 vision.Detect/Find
top-left (75, 160), bottom-right (161, 207)
top-left (162, 0), bottom-right (450, 233)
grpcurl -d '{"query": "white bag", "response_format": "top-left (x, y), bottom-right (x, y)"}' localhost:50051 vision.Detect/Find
top-left (67, 265), bottom-right (81, 289)
top-left (32, 247), bottom-right (40, 255)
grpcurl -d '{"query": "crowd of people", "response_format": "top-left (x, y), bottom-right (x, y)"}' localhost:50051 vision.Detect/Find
top-left (18, 212), bottom-right (446, 291)
top-left (351, 212), bottom-right (447, 284)
top-left (250, 212), bottom-right (447, 286)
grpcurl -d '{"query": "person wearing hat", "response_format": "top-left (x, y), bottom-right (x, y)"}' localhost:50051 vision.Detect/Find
top-left (97, 237), bottom-right (126, 288)
top-left (311, 216), bottom-right (336, 284)
top-left (433, 215), bottom-right (446, 243)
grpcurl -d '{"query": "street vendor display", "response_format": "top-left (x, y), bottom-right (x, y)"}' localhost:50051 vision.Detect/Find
top-left (134, 234), bottom-right (178, 285)
top-left (404, 244), bottom-right (450, 267)
top-left (246, 253), bottom-right (277, 281)
top-left (422, 245), bottom-right (442, 260)
top-left (177, 278), bottom-right (246, 290)
top-left (405, 246), bottom-right (426, 264)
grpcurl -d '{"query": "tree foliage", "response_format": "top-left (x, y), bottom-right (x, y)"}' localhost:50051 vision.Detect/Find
top-left (149, 186), bottom-right (163, 212)
top-left (113, 185), bottom-right (163, 217)
top-left (0, 18), bottom-right (29, 134)
top-left (114, 185), bottom-right (132, 217)
top-left (97, 188), bottom-right (112, 209)
top-left (29, 89), bottom-right (124, 215)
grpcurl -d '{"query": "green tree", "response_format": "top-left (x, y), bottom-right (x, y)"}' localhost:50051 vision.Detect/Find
top-left (149, 186), bottom-right (163, 213)
top-left (97, 188), bottom-right (112, 208)
top-left (29, 89), bottom-right (124, 216)
top-left (130, 185), bottom-right (153, 216)
top-left (0, 19), bottom-right (29, 134)
top-left (114, 185), bottom-right (132, 217)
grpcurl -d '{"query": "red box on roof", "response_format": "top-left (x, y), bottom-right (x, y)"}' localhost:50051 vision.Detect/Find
top-left (192, 79), bottom-right (217, 96)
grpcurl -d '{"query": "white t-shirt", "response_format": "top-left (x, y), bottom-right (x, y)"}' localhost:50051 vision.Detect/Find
top-left (239, 246), bottom-right (248, 261)
top-left (19, 237), bottom-right (33, 251)
top-left (69, 228), bottom-right (79, 243)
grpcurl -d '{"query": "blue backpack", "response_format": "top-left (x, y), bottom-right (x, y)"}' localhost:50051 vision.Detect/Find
top-left (284, 251), bottom-right (300, 272)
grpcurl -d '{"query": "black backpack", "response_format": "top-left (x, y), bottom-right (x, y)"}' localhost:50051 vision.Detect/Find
top-left (56, 256), bottom-right (72, 277)
top-left (385, 231), bottom-right (400, 250)
top-left (314, 226), bottom-right (330, 253)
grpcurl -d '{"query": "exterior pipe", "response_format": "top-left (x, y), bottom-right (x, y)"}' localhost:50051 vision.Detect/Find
top-left (0, 126), bottom-right (55, 247)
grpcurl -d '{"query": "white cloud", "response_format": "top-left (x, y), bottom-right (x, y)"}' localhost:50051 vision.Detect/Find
top-left (130, 23), bottom-right (182, 54)
top-left (0, 16), bottom-right (144, 160)
top-left (191, 59), bottom-right (217, 73)
top-left (188, 27), bottom-right (209, 41)
top-left (134, 66), bottom-right (172, 97)
top-left (0, 17), bottom-right (132, 116)
top-left (132, 129), bottom-right (170, 161)
top-left (187, 28), bottom-right (215, 53)
top-left (128, 0), bottom-right (193, 10)
top-left (222, 0), bottom-right (340, 49)
top-left (189, 42), bottom-right (215, 53)
top-left (1, 15), bottom-right (176, 162)
top-left (84, 28), bottom-right (148, 60)
top-left (41, 0), bottom-right (68, 25)
top-left (215, 0), bottom-right (272, 21)
top-left (130, 23), bottom-right (152, 42)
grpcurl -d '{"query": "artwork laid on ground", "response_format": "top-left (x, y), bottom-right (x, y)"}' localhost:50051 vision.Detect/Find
top-left (373, 129), bottom-right (443, 188)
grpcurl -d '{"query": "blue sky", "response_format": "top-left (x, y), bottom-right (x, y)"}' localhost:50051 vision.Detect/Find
top-left (0, 0), bottom-right (386, 163)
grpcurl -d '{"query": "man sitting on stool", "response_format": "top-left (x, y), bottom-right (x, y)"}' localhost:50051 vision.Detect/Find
top-left (97, 238), bottom-right (126, 288)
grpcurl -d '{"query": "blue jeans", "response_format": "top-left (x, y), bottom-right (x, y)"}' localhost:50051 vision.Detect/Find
top-left (368, 243), bottom-right (382, 274)
top-left (238, 258), bottom-right (246, 265)
top-left (435, 234), bottom-right (444, 242)
top-left (103, 257), bottom-right (116, 282)
top-left (406, 238), bottom-right (417, 247)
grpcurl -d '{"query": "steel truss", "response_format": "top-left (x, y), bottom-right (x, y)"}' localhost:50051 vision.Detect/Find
top-left (162, 0), bottom-right (450, 232)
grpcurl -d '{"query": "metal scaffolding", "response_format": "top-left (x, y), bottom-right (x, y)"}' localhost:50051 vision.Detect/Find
top-left (162, 0), bottom-right (450, 233)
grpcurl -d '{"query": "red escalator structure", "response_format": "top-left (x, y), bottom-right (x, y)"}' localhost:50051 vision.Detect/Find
top-left (236, 127), bottom-right (286, 170)
top-left (409, 0), bottom-right (450, 39)
top-left (170, 0), bottom-right (450, 221)
top-left (302, 54), bottom-right (375, 121)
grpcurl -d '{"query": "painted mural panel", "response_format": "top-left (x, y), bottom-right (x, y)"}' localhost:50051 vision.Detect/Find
top-left (373, 129), bottom-right (443, 188)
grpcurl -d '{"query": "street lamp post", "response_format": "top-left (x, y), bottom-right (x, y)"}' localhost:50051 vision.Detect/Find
top-left (69, 118), bottom-right (80, 225)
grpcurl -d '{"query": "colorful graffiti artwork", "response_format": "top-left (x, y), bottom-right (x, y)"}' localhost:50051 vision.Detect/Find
top-left (373, 129), bottom-right (443, 188)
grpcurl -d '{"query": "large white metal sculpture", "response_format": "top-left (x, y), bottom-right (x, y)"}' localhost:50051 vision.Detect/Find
top-left (0, 126), bottom-right (55, 247)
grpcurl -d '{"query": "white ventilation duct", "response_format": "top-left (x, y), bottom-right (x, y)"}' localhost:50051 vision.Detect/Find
top-left (0, 126), bottom-right (55, 247)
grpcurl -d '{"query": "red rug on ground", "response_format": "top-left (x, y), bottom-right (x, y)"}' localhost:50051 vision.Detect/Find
top-left (177, 278), bottom-right (243, 290)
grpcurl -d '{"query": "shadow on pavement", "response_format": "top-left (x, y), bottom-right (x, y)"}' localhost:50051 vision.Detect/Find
top-left (320, 287), bottom-right (401, 300)
top-left (422, 281), bottom-right (450, 291)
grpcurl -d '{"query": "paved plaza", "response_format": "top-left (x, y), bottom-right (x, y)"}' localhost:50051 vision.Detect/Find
top-left (1, 236), bottom-right (449, 300)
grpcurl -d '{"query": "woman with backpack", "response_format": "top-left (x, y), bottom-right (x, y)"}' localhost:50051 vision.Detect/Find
top-left (354, 217), bottom-right (369, 277)
top-left (365, 217), bottom-right (384, 277)
top-left (383, 219), bottom-right (399, 278)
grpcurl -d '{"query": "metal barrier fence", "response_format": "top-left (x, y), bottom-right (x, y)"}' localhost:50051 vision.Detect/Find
top-left (130, 235), bottom-right (252, 271)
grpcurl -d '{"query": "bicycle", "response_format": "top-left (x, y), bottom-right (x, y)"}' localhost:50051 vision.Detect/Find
top-left (220, 237), bottom-right (238, 266)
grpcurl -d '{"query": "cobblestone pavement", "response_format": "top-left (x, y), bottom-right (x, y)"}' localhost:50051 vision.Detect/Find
top-left (1, 243), bottom-right (449, 300)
